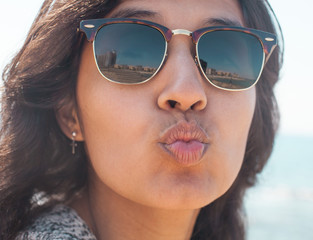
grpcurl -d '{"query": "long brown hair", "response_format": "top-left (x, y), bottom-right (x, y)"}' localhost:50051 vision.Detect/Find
top-left (0, 0), bottom-right (283, 239)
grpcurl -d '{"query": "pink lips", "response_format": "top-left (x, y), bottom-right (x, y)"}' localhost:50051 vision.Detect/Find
top-left (159, 121), bottom-right (209, 166)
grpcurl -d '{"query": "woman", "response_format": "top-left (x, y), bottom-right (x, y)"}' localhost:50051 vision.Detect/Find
top-left (0, 0), bottom-right (283, 239)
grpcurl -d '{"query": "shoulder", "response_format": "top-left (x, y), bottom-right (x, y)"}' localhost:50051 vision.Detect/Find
top-left (16, 205), bottom-right (96, 240)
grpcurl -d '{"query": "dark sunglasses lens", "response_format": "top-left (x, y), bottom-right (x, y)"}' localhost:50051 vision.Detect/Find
top-left (198, 30), bottom-right (264, 90)
top-left (94, 23), bottom-right (166, 84)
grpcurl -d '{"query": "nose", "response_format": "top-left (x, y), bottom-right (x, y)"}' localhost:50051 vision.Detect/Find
top-left (157, 37), bottom-right (207, 112)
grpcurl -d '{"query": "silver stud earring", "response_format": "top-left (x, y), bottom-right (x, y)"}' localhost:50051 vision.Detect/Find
top-left (71, 131), bottom-right (77, 155)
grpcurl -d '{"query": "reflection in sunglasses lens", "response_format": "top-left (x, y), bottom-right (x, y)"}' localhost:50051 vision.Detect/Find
top-left (94, 23), bottom-right (166, 83)
top-left (198, 31), bottom-right (264, 90)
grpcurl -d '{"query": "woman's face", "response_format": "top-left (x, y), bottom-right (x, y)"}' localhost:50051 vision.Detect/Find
top-left (75, 0), bottom-right (255, 209)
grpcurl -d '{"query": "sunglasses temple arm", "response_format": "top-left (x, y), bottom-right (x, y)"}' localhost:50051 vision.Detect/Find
top-left (264, 43), bottom-right (277, 63)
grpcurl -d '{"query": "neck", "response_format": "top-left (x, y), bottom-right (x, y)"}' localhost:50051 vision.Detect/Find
top-left (71, 181), bottom-right (200, 240)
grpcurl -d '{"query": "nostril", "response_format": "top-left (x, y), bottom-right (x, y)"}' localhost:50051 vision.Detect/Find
top-left (168, 100), bottom-right (177, 108)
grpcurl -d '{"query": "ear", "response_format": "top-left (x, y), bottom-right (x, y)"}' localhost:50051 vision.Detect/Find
top-left (55, 104), bottom-right (84, 141)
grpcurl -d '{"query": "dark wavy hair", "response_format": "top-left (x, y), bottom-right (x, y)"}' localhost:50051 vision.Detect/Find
top-left (0, 0), bottom-right (283, 239)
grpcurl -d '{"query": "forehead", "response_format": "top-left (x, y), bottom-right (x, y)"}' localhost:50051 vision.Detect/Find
top-left (107, 0), bottom-right (245, 29)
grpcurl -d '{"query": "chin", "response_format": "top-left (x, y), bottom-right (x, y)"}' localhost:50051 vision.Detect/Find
top-left (149, 193), bottom-right (221, 211)
top-left (139, 180), bottom-right (226, 210)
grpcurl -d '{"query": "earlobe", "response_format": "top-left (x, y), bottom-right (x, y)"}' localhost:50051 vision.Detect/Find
top-left (55, 106), bottom-right (84, 141)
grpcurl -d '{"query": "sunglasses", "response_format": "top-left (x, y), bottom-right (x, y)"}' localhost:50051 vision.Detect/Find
top-left (79, 18), bottom-right (277, 91)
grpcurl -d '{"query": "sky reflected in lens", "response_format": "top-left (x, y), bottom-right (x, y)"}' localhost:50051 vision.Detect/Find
top-left (94, 23), bottom-right (166, 83)
top-left (198, 30), bottom-right (264, 89)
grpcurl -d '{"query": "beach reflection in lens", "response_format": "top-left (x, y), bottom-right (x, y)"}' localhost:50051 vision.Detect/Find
top-left (198, 31), bottom-right (264, 89)
top-left (94, 23), bottom-right (166, 83)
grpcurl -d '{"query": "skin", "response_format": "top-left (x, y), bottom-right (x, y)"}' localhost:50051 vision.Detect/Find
top-left (58, 0), bottom-right (256, 239)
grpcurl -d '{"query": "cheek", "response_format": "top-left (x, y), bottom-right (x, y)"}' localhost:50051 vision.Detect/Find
top-left (75, 45), bottom-right (160, 202)
top-left (76, 76), bottom-right (152, 172)
top-left (208, 88), bottom-right (256, 192)
top-left (76, 43), bottom-right (152, 150)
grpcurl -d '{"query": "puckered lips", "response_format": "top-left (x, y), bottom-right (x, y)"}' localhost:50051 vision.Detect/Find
top-left (159, 121), bottom-right (210, 166)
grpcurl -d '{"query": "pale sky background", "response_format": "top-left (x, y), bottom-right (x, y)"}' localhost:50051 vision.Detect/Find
top-left (0, 0), bottom-right (312, 137)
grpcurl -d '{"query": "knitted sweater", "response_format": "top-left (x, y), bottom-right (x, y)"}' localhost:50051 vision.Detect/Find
top-left (16, 205), bottom-right (96, 240)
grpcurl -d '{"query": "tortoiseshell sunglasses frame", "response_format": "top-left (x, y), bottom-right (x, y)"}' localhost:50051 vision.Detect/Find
top-left (79, 18), bottom-right (277, 90)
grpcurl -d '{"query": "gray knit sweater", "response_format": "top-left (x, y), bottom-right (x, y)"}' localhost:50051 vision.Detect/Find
top-left (16, 205), bottom-right (97, 240)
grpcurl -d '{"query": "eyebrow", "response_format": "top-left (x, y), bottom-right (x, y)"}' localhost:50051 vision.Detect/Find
top-left (203, 17), bottom-right (243, 27)
top-left (110, 8), bottom-right (242, 28)
top-left (110, 8), bottom-right (158, 19)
